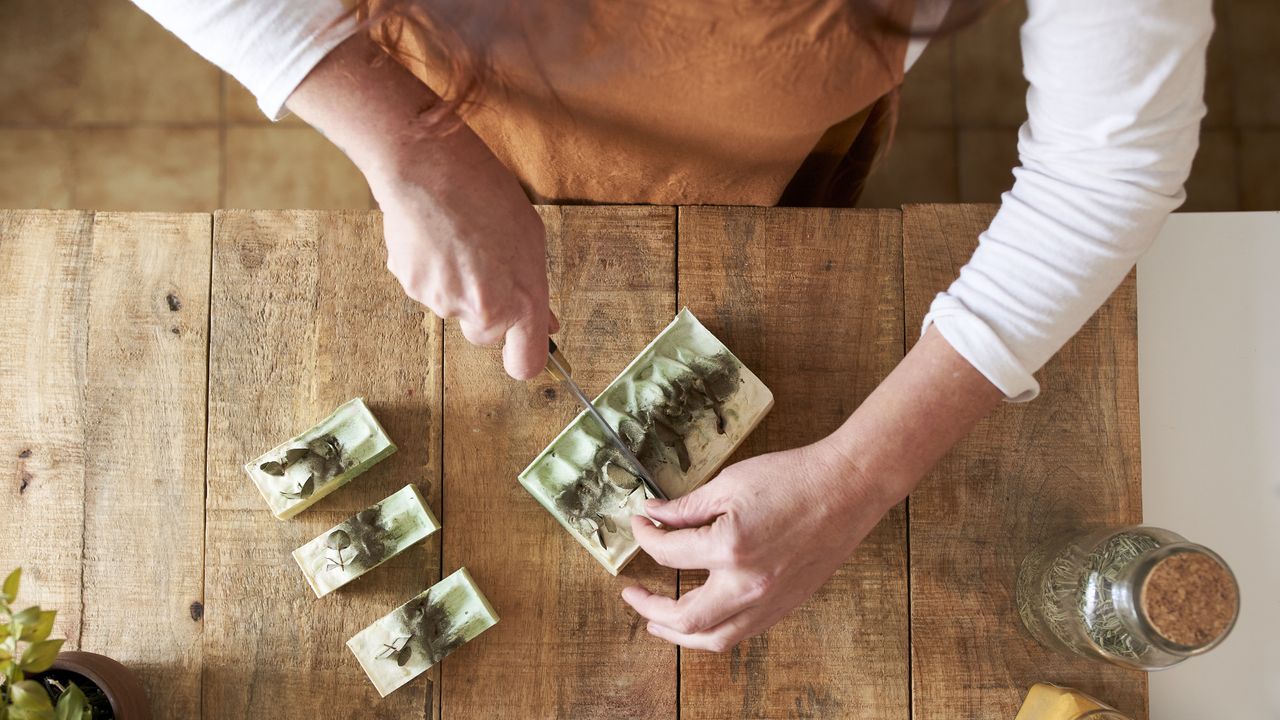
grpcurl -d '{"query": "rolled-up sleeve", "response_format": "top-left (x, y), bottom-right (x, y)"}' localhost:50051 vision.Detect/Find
top-left (923, 0), bottom-right (1212, 401)
top-left (131, 0), bottom-right (358, 120)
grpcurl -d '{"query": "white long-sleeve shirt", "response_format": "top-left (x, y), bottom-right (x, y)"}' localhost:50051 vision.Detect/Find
top-left (132, 0), bottom-right (1212, 401)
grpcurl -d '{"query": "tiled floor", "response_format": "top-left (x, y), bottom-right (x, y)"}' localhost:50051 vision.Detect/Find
top-left (1, 0), bottom-right (1277, 212)
top-left (862, 0), bottom-right (1280, 212)
top-left (0, 0), bottom-right (371, 211)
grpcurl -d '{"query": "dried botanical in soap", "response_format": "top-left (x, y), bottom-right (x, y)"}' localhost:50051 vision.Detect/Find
top-left (378, 589), bottom-right (465, 668)
top-left (293, 484), bottom-right (440, 597)
top-left (551, 448), bottom-right (643, 550)
top-left (519, 308), bottom-right (773, 574)
top-left (244, 398), bottom-right (396, 520)
top-left (347, 568), bottom-right (498, 697)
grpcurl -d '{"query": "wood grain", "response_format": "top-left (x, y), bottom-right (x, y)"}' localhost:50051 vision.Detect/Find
top-left (0, 210), bottom-right (93, 647)
top-left (0, 211), bottom-right (210, 718)
top-left (902, 204), bottom-right (1146, 719)
top-left (676, 207), bottom-right (909, 720)
top-left (79, 213), bottom-right (209, 718)
top-left (206, 211), bottom-right (442, 719)
top-left (441, 206), bottom-right (678, 719)
top-left (0, 205), bottom-right (1152, 719)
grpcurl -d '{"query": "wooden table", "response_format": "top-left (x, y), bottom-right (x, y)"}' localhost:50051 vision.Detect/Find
top-left (0, 207), bottom-right (1143, 719)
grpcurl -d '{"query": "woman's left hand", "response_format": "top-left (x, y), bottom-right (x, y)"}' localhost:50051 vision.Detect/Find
top-left (621, 437), bottom-right (906, 651)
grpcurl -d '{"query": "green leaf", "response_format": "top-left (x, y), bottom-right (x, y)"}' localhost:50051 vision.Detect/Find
top-left (9, 708), bottom-right (55, 720)
top-left (11, 606), bottom-right (40, 629)
top-left (18, 611), bottom-right (56, 642)
top-left (259, 461), bottom-right (285, 476)
top-left (2, 568), bottom-right (19, 603)
top-left (53, 682), bottom-right (88, 720)
top-left (284, 447), bottom-right (309, 466)
top-left (10, 680), bottom-right (53, 710)
top-left (19, 639), bottom-right (63, 674)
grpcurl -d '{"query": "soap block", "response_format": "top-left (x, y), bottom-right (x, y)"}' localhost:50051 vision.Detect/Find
top-left (1015, 683), bottom-right (1131, 720)
top-left (518, 307), bottom-right (774, 574)
top-left (292, 485), bottom-right (440, 597)
top-left (244, 398), bottom-right (396, 520)
top-left (347, 568), bottom-right (498, 697)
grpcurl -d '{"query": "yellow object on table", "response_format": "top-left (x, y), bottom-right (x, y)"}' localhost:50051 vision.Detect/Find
top-left (1015, 683), bottom-right (1132, 720)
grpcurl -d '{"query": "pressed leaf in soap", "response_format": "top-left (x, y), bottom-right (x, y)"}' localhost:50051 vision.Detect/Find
top-left (347, 568), bottom-right (498, 697)
top-left (292, 484), bottom-right (440, 597)
top-left (243, 398), bottom-right (396, 520)
top-left (519, 308), bottom-right (774, 574)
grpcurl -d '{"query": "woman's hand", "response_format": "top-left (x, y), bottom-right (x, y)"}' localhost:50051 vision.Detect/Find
top-left (622, 438), bottom-right (901, 652)
top-left (372, 126), bottom-right (558, 381)
top-left (622, 326), bottom-right (1006, 651)
top-left (286, 33), bottom-right (556, 381)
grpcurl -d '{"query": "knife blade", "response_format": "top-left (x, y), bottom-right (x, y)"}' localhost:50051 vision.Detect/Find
top-left (546, 339), bottom-right (668, 501)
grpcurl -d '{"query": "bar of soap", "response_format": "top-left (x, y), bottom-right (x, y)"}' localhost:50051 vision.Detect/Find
top-left (1015, 683), bottom-right (1130, 720)
top-left (518, 308), bottom-right (774, 574)
top-left (292, 485), bottom-right (439, 598)
top-left (347, 568), bottom-right (498, 697)
top-left (244, 398), bottom-right (396, 520)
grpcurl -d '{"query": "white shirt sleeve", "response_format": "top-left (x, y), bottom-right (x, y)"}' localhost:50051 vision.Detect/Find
top-left (923, 0), bottom-right (1213, 401)
top-left (130, 0), bottom-right (358, 120)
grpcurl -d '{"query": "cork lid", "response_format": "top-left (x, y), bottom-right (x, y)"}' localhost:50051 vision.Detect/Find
top-left (1140, 551), bottom-right (1239, 649)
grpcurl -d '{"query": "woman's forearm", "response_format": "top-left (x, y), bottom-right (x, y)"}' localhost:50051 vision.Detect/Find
top-left (285, 33), bottom-right (457, 190)
top-left (824, 326), bottom-right (1004, 508)
top-left (286, 32), bottom-right (556, 379)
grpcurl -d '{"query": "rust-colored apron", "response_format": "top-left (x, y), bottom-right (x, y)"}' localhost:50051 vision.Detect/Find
top-left (382, 0), bottom-right (910, 206)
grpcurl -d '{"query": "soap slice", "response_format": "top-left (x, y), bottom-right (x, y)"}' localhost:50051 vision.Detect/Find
top-left (244, 398), bottom-right (396, 520)
top-left (1015, 683), bottom-right (1129, 720)
top-left (347, 568), bottom-right (498, 697)
top-left (518, 308), bottom-right (774, 574)
top-left (292, 485), bottom-right (440, 597)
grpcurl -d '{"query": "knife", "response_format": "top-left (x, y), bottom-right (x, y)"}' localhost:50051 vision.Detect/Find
top-left (546, 339), bottom-right (668, 501)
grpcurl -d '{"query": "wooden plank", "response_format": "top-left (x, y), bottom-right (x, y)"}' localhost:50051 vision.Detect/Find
top-left (677, 207), bottom-right (909, 720)
top-left (442, 206), bottom-right (678, 719)
top-left (0, 210), bottom-right (93, 646)
top-left (902, 204), bottom-right (1145, 719)
top-left (78, 213), bottom-right (210, 718)
top-left (206, 211), bottom-right (442, 718)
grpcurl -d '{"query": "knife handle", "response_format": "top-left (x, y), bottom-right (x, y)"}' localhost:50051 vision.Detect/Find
top-left (546, 338), bottom-right (573, 382)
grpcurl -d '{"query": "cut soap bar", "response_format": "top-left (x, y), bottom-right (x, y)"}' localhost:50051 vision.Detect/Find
top-left (293, 484), bottom-right (439, 597)
top-left (1015, 683), bottom-right (1130, 720)
top-left (244, 398), bottom-right (396, 520)
top-left (347, 568), bottom-right (498, 697)
top-left (518, 308), bottom-right (773, 574)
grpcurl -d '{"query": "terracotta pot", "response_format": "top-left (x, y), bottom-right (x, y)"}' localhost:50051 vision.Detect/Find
top-left (49, 651), bottom-right (150, 720)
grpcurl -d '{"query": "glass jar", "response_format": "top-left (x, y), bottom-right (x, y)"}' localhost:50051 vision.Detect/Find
top-left (1016, 525), bottom-right (1239, 670)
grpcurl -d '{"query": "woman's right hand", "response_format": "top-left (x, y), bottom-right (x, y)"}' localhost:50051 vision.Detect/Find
top-left (371, 124), bottom-right (558, 381)
top-left (287, 33), bottom-right (557, 381)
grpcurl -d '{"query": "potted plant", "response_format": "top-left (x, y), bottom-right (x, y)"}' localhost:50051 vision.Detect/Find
top-left (1, 569), bottom-right (149, 720)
